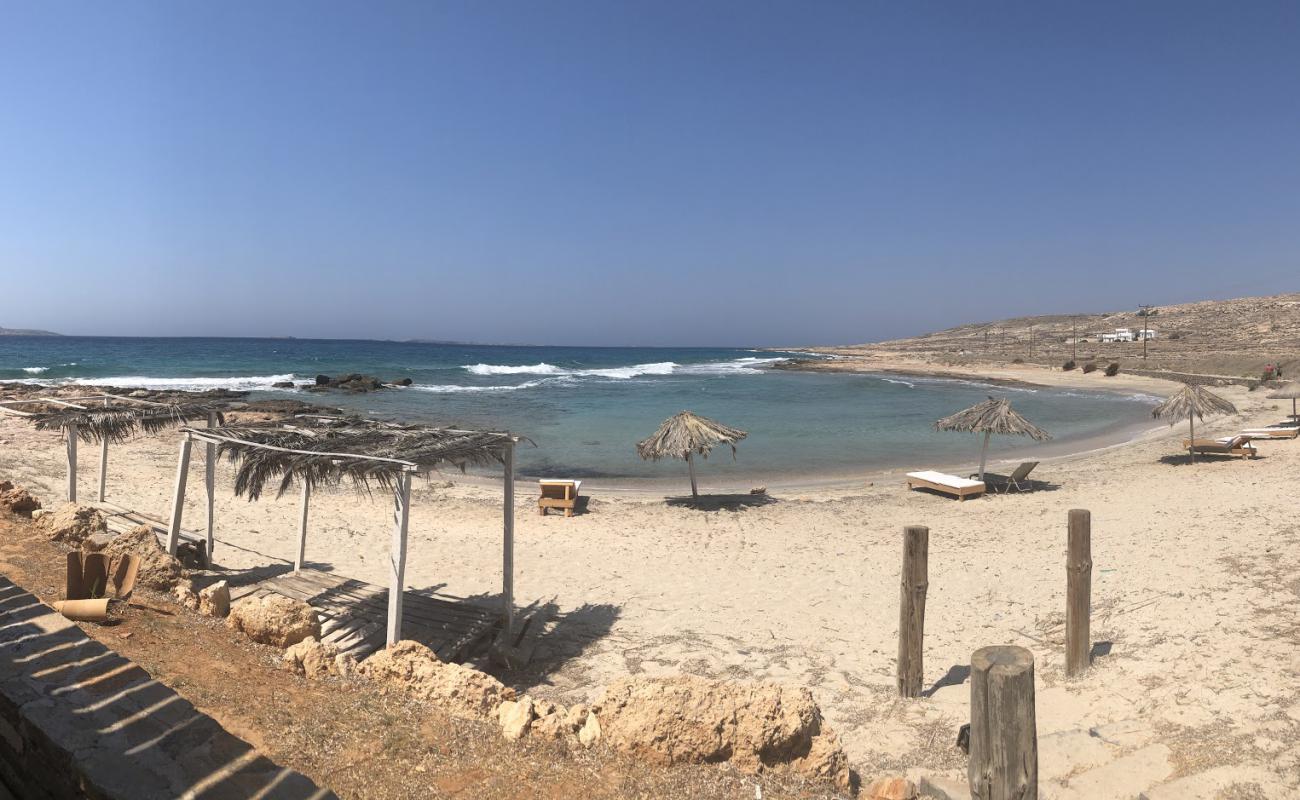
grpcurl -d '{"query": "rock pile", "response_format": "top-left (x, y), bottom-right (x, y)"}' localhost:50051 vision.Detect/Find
top-left (227, 595), bottom-right (321, 648)
top-left (283, 637), bottom-right (343, 678)
top-left (308, 374), bottom-right (389, 393)
top-left (39, 503), bottom-right (108, 545)
top-left (0, 481), bottom-right (40, 517)
top-left (103, 525), bottom-right (186, 591)
top-left (597, 675), bottom-right (850, 789)
top-left (359, 640), bottom-right (515, 719)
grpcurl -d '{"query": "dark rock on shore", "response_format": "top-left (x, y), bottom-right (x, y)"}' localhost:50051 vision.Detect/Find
top-left (392, 377), bottom-right (413, 387)
top-left (311, 374), bottom-right (387, 392)
top-left (272, 381), bottom-right (295, 389)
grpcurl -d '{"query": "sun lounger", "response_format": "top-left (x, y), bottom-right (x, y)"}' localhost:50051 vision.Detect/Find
top-left (973, 461), bottom-right (1040, 493)
top-left (906, 470), bottom-right (985, 500)
top-left (538, 479), bottom-right (582, 517)
top-left (1241, 426), bottom-right (1299, 440)
top-left (1182, 436), bottom-right (1258, 459)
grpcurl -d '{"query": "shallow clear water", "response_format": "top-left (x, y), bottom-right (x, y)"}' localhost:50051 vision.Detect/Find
top-left (1, 337), bottom-right (1157, 479)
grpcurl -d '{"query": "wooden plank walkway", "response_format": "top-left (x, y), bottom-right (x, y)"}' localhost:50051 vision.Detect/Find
top-left (228, 568), bottom-right (500, 662)
top-left (90, 500), bottom-right (204, 545)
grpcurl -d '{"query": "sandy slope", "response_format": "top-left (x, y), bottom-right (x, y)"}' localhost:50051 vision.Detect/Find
top-left (2, 368), bottom-right (1298, 796)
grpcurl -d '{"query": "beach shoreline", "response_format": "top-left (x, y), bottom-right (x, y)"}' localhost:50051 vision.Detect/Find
top-left (2, 367), bottom-right (1299, 794)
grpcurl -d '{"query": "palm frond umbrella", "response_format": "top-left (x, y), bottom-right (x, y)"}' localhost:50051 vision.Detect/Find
top-left (636, 411), bottom-right (747, 498)
top-left (1267, 381), bottom-right (1300, 421)
top-left (934, 396), bottom-right (1052, 481)
top-left (1152, 383), bottom-right (1237, 463)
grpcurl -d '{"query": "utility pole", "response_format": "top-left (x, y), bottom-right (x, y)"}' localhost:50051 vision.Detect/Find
top-left (1029, 324), bottom-right (1035, 358)
top-left (1138, 304), bottom-right (1153, 360)
top-left (1072, 322), bottom-right (1077, 362)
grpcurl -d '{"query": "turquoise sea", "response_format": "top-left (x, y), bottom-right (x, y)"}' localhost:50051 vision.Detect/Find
top-left (0, 337), bottom-right (1158, 481)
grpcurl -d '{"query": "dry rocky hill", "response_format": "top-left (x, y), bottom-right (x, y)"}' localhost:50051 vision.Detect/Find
top-left (829, 292), bottom-right (1300, 379)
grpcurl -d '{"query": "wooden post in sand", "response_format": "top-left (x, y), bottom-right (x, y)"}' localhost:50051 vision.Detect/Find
top-left (897, 525), bottom-right (929, 697)
top-left (97, 397), bottom-right (110, 502)
top-left (386, 471), bottom-right (412, 647)
top-left (969, 645), bottom-right (1038, 800)
top-left (1066, 509), bottom-right (1092, 677)
top-left (204, 411), bottom-right (217, 563)
top-left (503, 440), bottom-right (515, 636)
top-left (166, 435), bottom-right (193, 556)
top-left (295, 482), bottom-right (311, 571)
top-left (66, 424), bottom-right (78, 503)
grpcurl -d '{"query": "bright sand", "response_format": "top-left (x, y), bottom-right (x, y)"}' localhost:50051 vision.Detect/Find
top-left (2, 363), bottom-right (1297, 795)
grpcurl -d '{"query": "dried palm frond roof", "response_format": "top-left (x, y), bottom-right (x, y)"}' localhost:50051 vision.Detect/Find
top-left (934, 396), bottom-right (1052, 440)
top-left (184, 417), bottom-right (525, 500)
top-left (1266, 381), bottom-right (1300, 400)
top-left (636, 411), bottom-right (748, 461)
top-left (16, 396), bottom-right (224, 444)
top-left (1152, 382), bottom-right (1238, 423)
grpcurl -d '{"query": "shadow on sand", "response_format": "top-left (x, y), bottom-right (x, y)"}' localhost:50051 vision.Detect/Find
top-left (664, 493), bottom-right (778, 511)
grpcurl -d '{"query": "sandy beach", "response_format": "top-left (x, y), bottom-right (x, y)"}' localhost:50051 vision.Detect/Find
top-left (2, 362), bottom-right (1298, 797)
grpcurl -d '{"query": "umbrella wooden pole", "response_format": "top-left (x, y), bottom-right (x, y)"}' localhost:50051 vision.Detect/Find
top-left (687, 452), bottom-right (699, 498)
top-left (1189, 414), bottom-right (1195, 464)
top-left (978, 431), bottom-right (992, 481)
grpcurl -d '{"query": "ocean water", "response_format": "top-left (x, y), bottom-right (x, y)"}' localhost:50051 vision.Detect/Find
top-left (0, 336), bottom-right (1158, 481)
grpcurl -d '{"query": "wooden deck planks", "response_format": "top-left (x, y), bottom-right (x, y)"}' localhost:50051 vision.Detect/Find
top-left (249, 568), bottom-right (498, 661)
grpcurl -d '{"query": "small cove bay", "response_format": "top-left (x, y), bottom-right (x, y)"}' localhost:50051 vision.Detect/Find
top-left (1, 337), bottom-right (1158, 482)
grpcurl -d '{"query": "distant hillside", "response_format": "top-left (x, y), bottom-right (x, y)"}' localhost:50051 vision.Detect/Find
top-left (832, 292), bottom-right (1300, 378)
top-left (0, 326), bottom-right (61, 336)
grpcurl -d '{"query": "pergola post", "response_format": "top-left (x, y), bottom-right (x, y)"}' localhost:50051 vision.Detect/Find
top-left (503, 440), bottom-right (515, 636)
top-left (66, 424), bottom-right (78, 503)
top-left (97, 397), bottom-right (109, 502)
top-left (295, 482), bottom-right (311, 571)
top-left (386, 471), bottom-right (412, 647)
top-left (205, 411), bottom-right (217, 562)
top-left (166, 434), bottom-right (193, 556)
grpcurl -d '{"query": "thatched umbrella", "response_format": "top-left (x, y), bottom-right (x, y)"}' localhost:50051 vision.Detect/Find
top-left (1152, 382), bottom-right (1237, 463)
top-left (934, 396), bottom-right (1051, 481)
top-left (636, 411), bottom-right (747, 498)
top-left (1267, 381), bottom-right (1300, 420)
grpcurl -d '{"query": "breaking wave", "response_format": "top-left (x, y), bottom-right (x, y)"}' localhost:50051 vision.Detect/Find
top-left (64, 374), bottom-right (298, 391)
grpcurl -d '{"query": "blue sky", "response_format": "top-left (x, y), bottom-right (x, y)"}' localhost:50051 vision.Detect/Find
top-left (1, 2), bottom-right (1297, 345)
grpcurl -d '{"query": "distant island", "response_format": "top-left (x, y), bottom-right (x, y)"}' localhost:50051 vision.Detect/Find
top-left (0, 326), bottom-right (61, 336)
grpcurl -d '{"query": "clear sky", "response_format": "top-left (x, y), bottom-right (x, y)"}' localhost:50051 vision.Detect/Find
top-left (1, 2), bottom-right (1297, 346)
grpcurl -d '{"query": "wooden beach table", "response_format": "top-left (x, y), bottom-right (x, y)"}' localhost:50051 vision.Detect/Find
top-left (538, 479), bottom-right (581, 517)
top-left (905, 470), bottom-right (986, 500)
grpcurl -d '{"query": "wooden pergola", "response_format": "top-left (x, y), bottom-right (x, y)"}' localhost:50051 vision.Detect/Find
top-left (0, 394), bottom-right (221, 558)
top-left (170, 418), bottom-right (524, 647)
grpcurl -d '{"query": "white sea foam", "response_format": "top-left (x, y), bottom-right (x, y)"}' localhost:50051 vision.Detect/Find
top-left (880, 377), bottom-right (915, 388)
top-left (22, 367), bottom-right (47, 374)
top-left (463, 357), bottom-right (777, 381)
top-left (65, 374), bottom-right (298, 391)
top-left (573, 361), bottom-right (677, 379)
top-left (465, 363), bottom-right (565, 375)
top-left (410, 379), bottom-right (555, 393)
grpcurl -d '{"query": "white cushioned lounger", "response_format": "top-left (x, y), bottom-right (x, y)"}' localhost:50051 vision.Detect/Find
top-left (905, 470), bottom-right (986, 500)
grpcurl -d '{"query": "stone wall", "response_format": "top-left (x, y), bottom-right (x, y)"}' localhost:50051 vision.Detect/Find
top-left (1122, 368), bottom-right (1263, 389)
top-left (0, 575), bottom-right (333, 799)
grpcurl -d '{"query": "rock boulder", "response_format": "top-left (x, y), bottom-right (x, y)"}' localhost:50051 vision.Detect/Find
top-left (598, 675), bottom-right (849, 789)
top-left (227, 594), bottom-right (321, 648)
top-left (104, 525), bottom-right (186, 591)
top-left (283, 636), bottom-right (339, 678)
top-left (40, 503), bottom-right (108, 544)
top-left (359, 640), bottom-right (514, 719)
top-left (0, 481), bottom-right (40, 517)
top-left (198, 580), bottom-right (230, 618)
